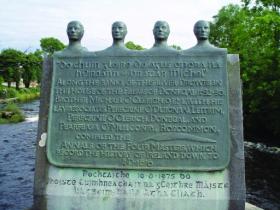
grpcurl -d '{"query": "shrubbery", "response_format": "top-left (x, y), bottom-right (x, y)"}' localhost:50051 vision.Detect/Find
top-left (0, 103), bottom-right (25, 123)
top-left (0, 86), bottom-right (17, 99)
top-left (16, 87), bottom-right (40, 102)
top-left (0, 86), bottom-right (40, 101)
top-left (210, 0), bottom-right (280, 144)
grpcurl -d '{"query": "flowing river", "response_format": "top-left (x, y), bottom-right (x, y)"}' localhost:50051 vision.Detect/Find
top-left (0, 100), bottom-right (279, 210)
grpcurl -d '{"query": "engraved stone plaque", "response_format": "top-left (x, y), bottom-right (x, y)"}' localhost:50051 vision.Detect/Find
top-left (47, 52), bottom-right (230, 170)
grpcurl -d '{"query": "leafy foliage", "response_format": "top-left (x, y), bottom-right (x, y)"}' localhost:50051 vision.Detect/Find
top-left (0, 49), bottom-right (25, 89)
top-left (22, 50), bottom-right (43, 87)
top-left (125, 41), bottom-right (145, 50)
top-left (210, 0), bottom-right (280, 143)
top-left (0, 103), bottom-right (25, 124)
top-left (0, 48), bottom-right (43, 89)
top-left (16, 87), bottom-right (40, 102)
top-left (40, 37), bottom-right (65, 55)
top-left (0, 37), bottom-right (64, 91)
top-left (0, 86), bottom-right (17, 98)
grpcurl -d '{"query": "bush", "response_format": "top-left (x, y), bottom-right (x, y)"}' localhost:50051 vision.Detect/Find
top-left (17, 92), bottom-right (40, 102)
top-left (4, 103), bottom-right (22, 114)
top-left (27, 87), bottom-right (40, 94)
top-left (16, 87), bottom-right (40, 102)
top-left (10, 114), bottom-right (25, 123)
top-left (18, 88), bottom-right (31, 94)
top-left (0, 86), bottom-right (40, 101)
top-left (0, 103), bottom-right (25, 123)
top-left (6, 88), bottom-right (17, 98)
top-left (0, 87), bottom-right (18, 98)
top-left (0, 86), bottom-right (8, 98)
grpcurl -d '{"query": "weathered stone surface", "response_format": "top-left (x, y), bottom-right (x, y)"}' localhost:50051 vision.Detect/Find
top-left (33, 54), bottom-right (245, 210)
top-left (33, 21), bottom-right (245, 210)
top-left (33, 55), bottom-right (53, 210)
top-left (45, 166), bottom-right (230, 210)
top-left (47, 51), bottom-right (230, 171)
top-left (227, 54), bottom-right (246, 210)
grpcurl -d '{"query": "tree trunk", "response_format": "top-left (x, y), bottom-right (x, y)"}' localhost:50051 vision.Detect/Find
top-left (24, 81), bottom-right (30, 88)
top-left (16, 81), bottom-right (20, 90)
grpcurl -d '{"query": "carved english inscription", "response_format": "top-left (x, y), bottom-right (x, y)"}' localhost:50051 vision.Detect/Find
top-left (47, 53), bottom-right (230, 170)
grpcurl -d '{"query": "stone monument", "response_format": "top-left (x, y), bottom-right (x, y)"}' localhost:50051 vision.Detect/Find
top-left (149, 20), bottom-right (177, 52)
top-left (96, 21), bottom-right (130, 55)
top-left (186, 20), bottom-right (224, 52)
top-left (33, 20), bottom-right (245, 210)
top-left (59, 20), bottom-right (88, 55)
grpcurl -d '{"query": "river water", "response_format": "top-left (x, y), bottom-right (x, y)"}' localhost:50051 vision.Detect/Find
top-left (0, 100), bottom-right (38, 210)
top-left (0, 100), bottom-right (279, 210)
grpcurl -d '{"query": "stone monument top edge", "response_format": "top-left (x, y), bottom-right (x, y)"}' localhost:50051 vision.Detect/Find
top-left (53, 19), bottom-right (227, 54)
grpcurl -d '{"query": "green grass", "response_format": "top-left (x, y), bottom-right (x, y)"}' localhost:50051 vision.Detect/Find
top-left (16, 87), bottom-right (41, 102)
top-left (0, 103), bottom-right (25, 124)
top-left (16, 92), bottom-right (40, 102)
top-left (0, 86), bottom-right (40, 102)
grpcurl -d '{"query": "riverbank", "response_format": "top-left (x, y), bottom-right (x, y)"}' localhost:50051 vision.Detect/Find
top-left (0, 103), bottom-right (25, 124)
top-left (0, 87), bottom-right (40, 104)
top-left (0, 87), bottom-right (40, 124)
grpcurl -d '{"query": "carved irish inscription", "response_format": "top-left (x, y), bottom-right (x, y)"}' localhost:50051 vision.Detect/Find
top-left (47, 52), bottom-right (230, 170)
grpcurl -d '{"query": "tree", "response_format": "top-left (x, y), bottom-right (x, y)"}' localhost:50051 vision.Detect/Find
top-left (33, 50), bottom-right (43, 84)
top-left (22, 50), bottom-right (43, 88)
top-left (210, 0), bottom-right (280, 143)
top-left (0, 48), bottom-right (25, 89)
top-left (40, 37), bottom-right (65, 55)
top-left (125, 41), bottom-right (145, 50)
